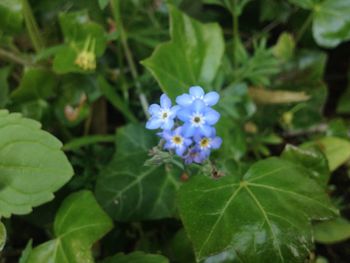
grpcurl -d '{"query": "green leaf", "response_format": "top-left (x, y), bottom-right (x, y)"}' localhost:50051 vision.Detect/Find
top-left (95, 124), bottom-right (181, 221)
top-left (101, 251), bottom-right (169, 263)
top-left (0, 110), bottom-right (73, 217)
top-left (98, 0), bottom-right (110, 10)
top-left (313, 217), bottom-right (350, 244)
top-left (58, 10), bottom-right (106, 55)
top-left (303, 137), bottom-right (350, 171)
top-left (203, 0), bottom-right (252, 16)
top-left (0, 0), bottom-right (23, 34)
top-left (312, 0), bottom-right (350, 48)
top-left (177, 157), bottom-right (337, 262)
top-left (142, 5), bottom-right (224, 100)
top-left (0, 66), bottom-right (11, 107)
top-left (19, 239), bottom-right (33, 263)
top-left (273, 32), bottom-right (295, 61)
top-left (11, 68), bottom-right (57, 103)
top-left (27, 191), bottom-right (113, 263)
top-left (288, 0), bottom-right (315, 9)
top-left (0, 221), bottom-right (6, 251)
top-left (337, 86), bottom-right (350, 114)
top-left (281, 144), bottom-right (330, 186)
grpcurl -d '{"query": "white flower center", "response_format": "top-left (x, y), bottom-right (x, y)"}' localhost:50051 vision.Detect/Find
top-left (191, 113), bottom-right (205, 127)
top-left (159, 109), bottom-right (170, 120)
top-left (171, 135), bottom-right (183, 147)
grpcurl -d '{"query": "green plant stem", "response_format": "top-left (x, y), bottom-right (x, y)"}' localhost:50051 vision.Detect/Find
top-left (232, 0), bottom-right (239, 69)
top-left (0, 48), bottom-right (32, 66)
top-left (110, 0), bottom-right (149, 118)
top-left (21, 0), bottom-right (45, 52)
top-left (295, 12), bottom-right (313, 44)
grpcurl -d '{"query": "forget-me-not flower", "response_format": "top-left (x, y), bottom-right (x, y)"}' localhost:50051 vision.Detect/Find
top-left (162, 127), bottom-right (192, 156)
top-left (195, 133), bottom-right (222, 158)
top-left (176, 86), bottom-right (220, 107)
top-left (146, 94), bottom-right (179, 130)
top-left (177, 99), bottom-right (220, 137)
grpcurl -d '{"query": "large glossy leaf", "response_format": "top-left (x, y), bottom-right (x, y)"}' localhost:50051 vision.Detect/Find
top-left (281, 144), bottom-right (329, 186)
top-left (313, 217), bottom-right (350, 244)
top-left (178, 157), bottom-right (337, 262)
top-left (95, 124), bottom-right (181, 221)
top-left (27, 191), bottom-right (113, 263)
top-left (142, 5), bottom-right (224, 99)
top-left (101, 251), bottom-right (169, 263)
top-left (303, 137), bottom-right (350, 172)
top-left (312, 0), bottom-right (350, 48)
top-left (0, 110), bottom-right (73, 217)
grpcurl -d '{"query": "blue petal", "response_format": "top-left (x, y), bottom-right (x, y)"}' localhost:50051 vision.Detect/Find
top-left (164, 141), bottom-right (172, 150)
top-left (200, 125), bottom-right (213, 137)
top-left (176, 146), bottom-right (186, 156)
top-left (176, 94), bottom-right (193, 107)
top-left (184, 138), bottom-right (192, 146)
top-left (146, 118), bottom-right (162, 129)
top-left (183, 123), bottom-right (196, 137)
top-left (160, 94), bottom-right (172, 108)
top-left (162, 130), bottom-right (172, 140)
top-left (211, 136), bottom-right (222, 149)
top-left (204, 92), bottom-right (220, 106)
top-left (189, 86), bottom-right (204, 98)
top-left (192, 99), bottom-right (205, 113)
top-left (204, 108), bottom-right (220, 125)
top-left (170, 105), bottom-right (180, 117)
top-left (162, 119), bottom-right (174, 130)
top-left (148, 104), bottom-right (161, 115)
top-left (177, 108), bottom-right (191, 122)
top-left (173, 126), bottom-right (183, 135)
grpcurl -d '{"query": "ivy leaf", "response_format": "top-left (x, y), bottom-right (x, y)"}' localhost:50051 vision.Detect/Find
top-left (95, 124), bottom-right (181, 221)
top-left (303, 137), bottom-right (350, 172)
top-left (313, 217), bottom-right (350, 244)
top-left (0, 110), bottom-right (73, 217)
top-left (142, 5), bottom-right (224, 100)
top-left (281, 144), bottom-right (329, 186)
top-left (27, 191), bottom-right (113, 263)
top-left (101, 251), bottom-right (169, 263)
top-left (178, 158), bottom-right (337, 262)
top-left (312, 0), bottom-right (350, 48)
top-left (0, 221), bottom-right (6, 251)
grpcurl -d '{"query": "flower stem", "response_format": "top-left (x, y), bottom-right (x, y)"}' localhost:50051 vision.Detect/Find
top-left (295, 12), bottom-right (313, 44)
top-left (21, 0), bottom-right (45, 52)
top-left (110, 0), bottom-right (149, 118)
top-left (0, 48), bottom-right (32, 66)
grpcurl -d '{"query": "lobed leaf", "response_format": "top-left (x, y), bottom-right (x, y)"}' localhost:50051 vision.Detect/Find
top-left (178, 158), bottom-right (337, 262)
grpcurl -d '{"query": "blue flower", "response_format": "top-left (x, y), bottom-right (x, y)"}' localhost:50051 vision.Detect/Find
top-left (176, 86), bottom-right (220, 107)
top-left (162, 127), bottom-right (192, 156)
top-left (177, 99), bottom-right (220, 137)
top-left (183, 147), bottom-right (206, 164)
top-left (146, 94), bottom-right (179, 130)
top-left (194, 133), bottom-right (222, 158)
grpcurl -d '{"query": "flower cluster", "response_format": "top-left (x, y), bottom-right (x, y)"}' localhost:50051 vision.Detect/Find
top-left (146, 86), bottom-right (222, 164)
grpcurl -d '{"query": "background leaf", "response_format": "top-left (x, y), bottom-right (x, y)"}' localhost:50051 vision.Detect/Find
top-left (0, 110), bottom-right (73, 217)
top-left (142, 5), bottom-right (224, 99)
top-left (0, 221), bottom-right (6, 251)
top-left (101, 251), bottom-right (169, 263)
top-left (95, 124), bottom-right (182, 221)
top-left (27, 191), bottom-right (113, 263)
top-left (313, 217), bottom-right (350, 244)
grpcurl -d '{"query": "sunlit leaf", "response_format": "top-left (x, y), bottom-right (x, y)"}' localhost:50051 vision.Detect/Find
top-left (0, 110), bottom-right (73, 217)
top-left (313, 217), bottom-right (350, 244)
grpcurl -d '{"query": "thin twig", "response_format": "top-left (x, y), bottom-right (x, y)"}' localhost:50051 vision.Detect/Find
top-left (0, 48), bottom-right (32, 66)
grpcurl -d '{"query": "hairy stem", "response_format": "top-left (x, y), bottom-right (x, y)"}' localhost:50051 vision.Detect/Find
top-left (110, 0), bottom-right (149, 118)
top-left (21, 0), bottom-right (45, 52)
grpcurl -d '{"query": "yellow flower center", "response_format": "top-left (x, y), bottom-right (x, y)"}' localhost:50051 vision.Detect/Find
top-left (172, 135), bottom-right (183, 145)
top-left (200, 138), bottom-right (210, 148)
